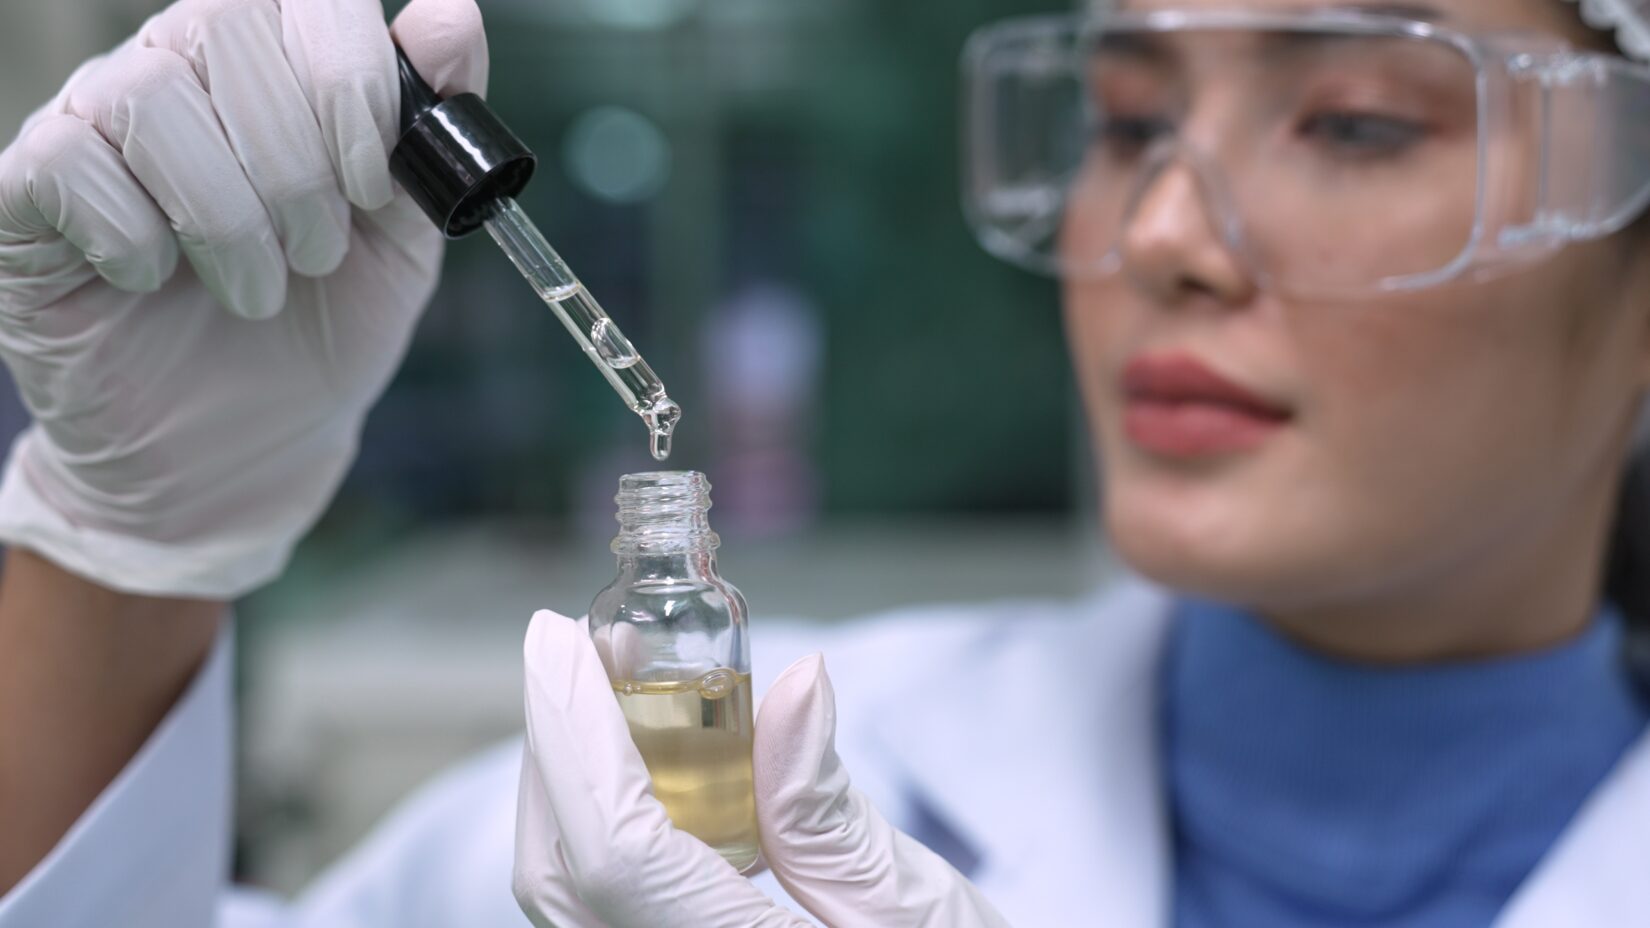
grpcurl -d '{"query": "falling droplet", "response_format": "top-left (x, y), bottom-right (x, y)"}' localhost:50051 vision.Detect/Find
top-left (643, 396), bottom-right (681, 462)
top-left (590, 317), bottom-right (640, 370)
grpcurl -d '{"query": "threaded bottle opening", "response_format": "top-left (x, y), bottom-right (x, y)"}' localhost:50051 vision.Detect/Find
top-left (613, 471), bottom-right (718, 554)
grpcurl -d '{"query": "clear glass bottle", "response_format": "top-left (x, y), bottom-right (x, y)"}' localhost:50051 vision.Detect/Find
top-left (588, 471), bottom-right (759, 872)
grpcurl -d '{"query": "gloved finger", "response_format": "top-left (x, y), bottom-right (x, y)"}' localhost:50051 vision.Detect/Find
top-left (141, 0), bottom-right (350, 278)
top-left (513, 745), bottom-right (614, 928)
top-left (522, 609), bottom-right (811, 927)
top-left (0, 114), bottom-right (178, 298)
top-left (279, 0), bottom-right (397, 210)
top-left (64, 44), bottom-right (286, 319)
top-left (754, 655), bottom-right (1014, 928)
top-left (391, 0), bottom-right (491, 99)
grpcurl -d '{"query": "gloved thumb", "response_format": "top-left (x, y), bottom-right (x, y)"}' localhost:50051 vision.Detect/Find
top-left (390, 0), bottom-right (490, 101)
top-left (753, 655), bottom-right (1013, 928)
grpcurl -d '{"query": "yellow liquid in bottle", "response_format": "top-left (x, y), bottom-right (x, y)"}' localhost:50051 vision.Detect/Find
top-left (613, 669), bottom-right (758, 872)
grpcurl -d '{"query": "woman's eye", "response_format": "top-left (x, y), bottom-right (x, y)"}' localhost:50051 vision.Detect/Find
top-left (1299, 111), bottom-right (1426, 157)
top-left (1093, 114), bottom-right (1173, 157)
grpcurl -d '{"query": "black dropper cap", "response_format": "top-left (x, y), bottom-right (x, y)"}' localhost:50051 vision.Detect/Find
top-left (389, 46), bottom-right (537, 238)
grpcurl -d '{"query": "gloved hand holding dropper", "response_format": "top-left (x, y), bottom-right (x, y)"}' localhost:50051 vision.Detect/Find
top-left (0, 0), bottom-right (489, 598)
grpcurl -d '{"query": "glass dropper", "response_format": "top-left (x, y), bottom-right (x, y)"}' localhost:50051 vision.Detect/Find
top-left (483, 197), bottom-right (680, 460)
top-left (387, 45), bottom-right (680, 461)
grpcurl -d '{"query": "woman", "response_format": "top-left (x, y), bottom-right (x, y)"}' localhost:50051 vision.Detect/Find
top-left (0, 0), bottom-right (1646, 926)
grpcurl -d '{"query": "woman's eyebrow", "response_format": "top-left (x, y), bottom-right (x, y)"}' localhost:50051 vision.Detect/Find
top-left (1094, 30), bottom-right (1172, 62)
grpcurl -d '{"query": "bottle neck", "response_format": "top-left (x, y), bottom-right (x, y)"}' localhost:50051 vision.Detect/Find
top-left (611, 470), bottom-right (720, 558)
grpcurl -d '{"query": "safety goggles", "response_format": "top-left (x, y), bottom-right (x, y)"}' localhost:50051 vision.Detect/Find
top-left (962, 9), bottom-right (1650, 298)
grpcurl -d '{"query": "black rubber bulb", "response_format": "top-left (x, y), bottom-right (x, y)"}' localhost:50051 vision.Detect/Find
top-left (388, 45), bottom-right (537, 238)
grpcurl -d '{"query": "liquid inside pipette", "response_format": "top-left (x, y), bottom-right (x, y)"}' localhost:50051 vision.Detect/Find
top-left (483, 197), bottom-right (681, 460)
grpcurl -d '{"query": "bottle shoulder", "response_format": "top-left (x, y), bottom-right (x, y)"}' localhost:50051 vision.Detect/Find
top-left (590, 573), bottom-right (749, 629)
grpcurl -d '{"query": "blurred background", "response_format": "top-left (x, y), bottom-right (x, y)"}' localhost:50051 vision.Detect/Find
top-left (0, 0), bottom-right (1113, 896)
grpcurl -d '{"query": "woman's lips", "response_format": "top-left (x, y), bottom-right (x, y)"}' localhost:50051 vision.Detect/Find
top-left (1120, 353), bottom-right (1293, 457)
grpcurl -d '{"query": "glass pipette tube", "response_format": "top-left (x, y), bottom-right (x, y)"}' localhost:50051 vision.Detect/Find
top-left (484, 197), bottom-right (682, 461)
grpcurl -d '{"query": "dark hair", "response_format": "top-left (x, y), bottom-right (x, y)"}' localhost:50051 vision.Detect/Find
top-left (1605, 445), bottom-right (1650, 685)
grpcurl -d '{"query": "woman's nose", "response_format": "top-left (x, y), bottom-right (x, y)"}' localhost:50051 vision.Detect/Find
top-left (1117, 157), bottom-right (1256, 306)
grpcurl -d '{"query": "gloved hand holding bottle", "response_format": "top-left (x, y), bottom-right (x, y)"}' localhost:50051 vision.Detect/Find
top-left (513, 471), bottom-right (1010, 926)
top-left (514, 616), bottom-right (1014, 927)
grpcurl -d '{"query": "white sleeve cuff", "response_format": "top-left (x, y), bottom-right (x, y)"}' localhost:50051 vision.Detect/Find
top-left (0, 434), bottom-right (290, 599)
top-left (0, 623), bottom-right (234, 928)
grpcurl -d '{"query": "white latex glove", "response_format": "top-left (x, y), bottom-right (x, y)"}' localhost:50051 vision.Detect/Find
top-left (0, 0), bottom-right (488, 598)
top-left (514, 609), bottom-right (1015, 928)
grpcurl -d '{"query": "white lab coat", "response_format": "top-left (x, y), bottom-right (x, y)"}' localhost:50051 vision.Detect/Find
top-left (2, 576), bottom-right (1648, 926)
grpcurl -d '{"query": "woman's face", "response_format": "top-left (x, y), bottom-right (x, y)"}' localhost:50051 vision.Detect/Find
top-left (1067, 0), bottom-right (1650, 623)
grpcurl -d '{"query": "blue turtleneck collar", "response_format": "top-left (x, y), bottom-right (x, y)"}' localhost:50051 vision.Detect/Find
top-left (1163, 597), bottom-right (1650, 927)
